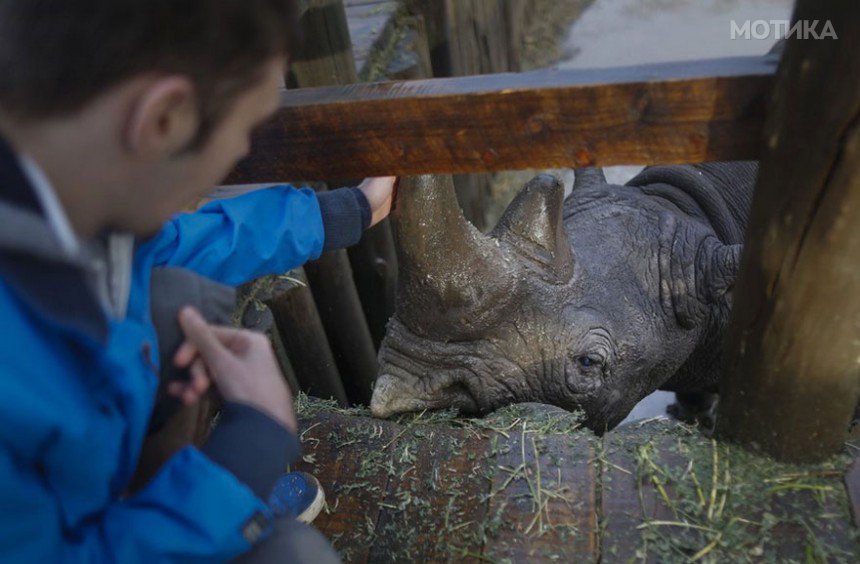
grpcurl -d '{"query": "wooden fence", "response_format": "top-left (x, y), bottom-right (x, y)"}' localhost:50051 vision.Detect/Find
top-left (229, 0), bottom-right (859, 464)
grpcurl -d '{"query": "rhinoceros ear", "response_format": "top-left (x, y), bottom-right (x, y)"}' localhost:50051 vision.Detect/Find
top-left (665, 234), bottom-right (743, 329)
top-left (703, 242), bottom-right (743, 301)
top-left (491, 174), bottom-right (574, 284)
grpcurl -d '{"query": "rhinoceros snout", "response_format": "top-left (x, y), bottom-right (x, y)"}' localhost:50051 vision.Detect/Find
top-left (371, 372), bottom-right (483, 418)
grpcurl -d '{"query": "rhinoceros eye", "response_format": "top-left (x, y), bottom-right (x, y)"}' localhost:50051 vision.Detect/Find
top-left (577, 355), bottom-right (601, 369)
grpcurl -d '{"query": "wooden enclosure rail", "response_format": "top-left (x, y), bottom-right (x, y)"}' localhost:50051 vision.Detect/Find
top-left (227, 54), bottom-right (777, 183)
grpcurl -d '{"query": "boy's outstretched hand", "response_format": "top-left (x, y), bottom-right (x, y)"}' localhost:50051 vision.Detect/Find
top-left (358, 176), bottom-right (398, 227)
top-left (172, 306), bottom-right (297, 432)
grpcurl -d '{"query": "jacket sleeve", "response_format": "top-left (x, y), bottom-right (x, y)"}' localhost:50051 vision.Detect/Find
top-left (143, 184), bottom-right (369, 287)
top-left (0, 444), bottom-right (273, 562)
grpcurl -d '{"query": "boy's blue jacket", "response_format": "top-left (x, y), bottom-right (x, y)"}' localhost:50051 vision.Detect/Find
top-left (0, 137), bottom-right (369, 561)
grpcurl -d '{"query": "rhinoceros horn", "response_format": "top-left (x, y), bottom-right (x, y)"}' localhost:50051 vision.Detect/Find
top-left (392, 175), bottom-right (512, 335)
top-left (491, 174), bottom-right (574, 284)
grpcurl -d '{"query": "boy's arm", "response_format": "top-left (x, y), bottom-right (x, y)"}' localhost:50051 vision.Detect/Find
top-left (144, 184), bottom-right (371, 287)
top-left (0, 426), bottom-right (297, 562)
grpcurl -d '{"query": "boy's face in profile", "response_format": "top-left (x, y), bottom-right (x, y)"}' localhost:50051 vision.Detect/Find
top-left (119, 57), bottom-right (284, 235)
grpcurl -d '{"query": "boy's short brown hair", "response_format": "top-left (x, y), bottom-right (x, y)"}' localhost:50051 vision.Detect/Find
top-left (0, 0), bottom-right (298, 147)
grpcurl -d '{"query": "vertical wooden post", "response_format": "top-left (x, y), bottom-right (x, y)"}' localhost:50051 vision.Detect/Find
top-left (240, 273), bottom-right (347, 405)
top-left (717, 1), bottom-right (860, 462)
top-left (239, 289), bottom-right (302, 394)
top-left (265, 270), bottom-right (349, 405)
top-left (303, 246), bottom-right (379, 405)
top-left (288, 0), bottom-right (385, 404)
top-left (406, 0), bottom-right (453, 77)
top-left (287, 0), bottom-right (357, 87)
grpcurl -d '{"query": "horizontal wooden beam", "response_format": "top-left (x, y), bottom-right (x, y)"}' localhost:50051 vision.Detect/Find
top-left (227, 55), bottom-right (777, 183)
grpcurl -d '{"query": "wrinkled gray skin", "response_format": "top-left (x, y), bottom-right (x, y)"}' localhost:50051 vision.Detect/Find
top-left (371, 163), bottom-right (757, 431)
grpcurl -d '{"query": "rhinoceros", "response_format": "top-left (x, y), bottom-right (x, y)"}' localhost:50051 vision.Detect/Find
top-left (370, 163), bottom-right (758, 431)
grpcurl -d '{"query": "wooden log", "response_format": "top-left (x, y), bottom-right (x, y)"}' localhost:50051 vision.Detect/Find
top-left (500, 0), bottom-right (526, 73)
top-left (847, 455), bottom-right (860, 527)
top-left (264, 270), bottom-right (349, 405)
top-left (293, 405), bottom-right (858, 561)
top-left (409, 0), bottom-right (516, 231)
top-left (443, 0), bottom-right (512, 76)
top-left (716, 1), bottom-right (860, 462)
top-left (346, 217), bottom-right (398, 350)
top-left (346, 13), bottom-right (433, 349)
top-left (347, 12), bottom-right (439, 350)
top-left (601, 430), bottom-right (695, 562)
top-left (404, 0), bottom-right (452, 77)
top-left (226, 55), bottom-right (777, 183)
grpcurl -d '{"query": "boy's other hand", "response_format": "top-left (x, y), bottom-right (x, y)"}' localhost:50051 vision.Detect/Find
top-left (358, 176), bottom-right (397, 227)
top-left (166, 355), bottom-right (212, 407)
top-left (176, 307), bottom-right (297, 432)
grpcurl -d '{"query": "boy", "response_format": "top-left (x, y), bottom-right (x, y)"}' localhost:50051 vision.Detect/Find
top-left (0, 0), bottom-right (395, 561)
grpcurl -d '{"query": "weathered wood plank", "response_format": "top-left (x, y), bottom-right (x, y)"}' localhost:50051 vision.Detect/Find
top-left (292, 410), bottom-right (401, 562)
top-left (438, 0), bottom-right (515, 231)
top-left (847, 455), bottom-right (860, 527)
top-left (227, 55), bottom-right (776, 183)
top-left (482, 428), bottom-right (597, 562)
top-left (368, 426), bottom-right (492, 562)
top-left (716, 1), bottom-right (860, 462)
top-left (601, 429), bottom-right (694, 562)
top-left (304, 238), bottom-right (379, 405)
top-left (444, 0), bottom-right (514, 76)
top-left (293, 403), bottom-right (858, 562)
top-left (600, 422), bottom-right (859, 561)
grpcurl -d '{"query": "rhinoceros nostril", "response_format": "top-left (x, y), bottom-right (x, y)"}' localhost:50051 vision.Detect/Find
top-left (370, 374), bottom-right (404, 418)
top-left (445, 381), bottom-right (480, 414)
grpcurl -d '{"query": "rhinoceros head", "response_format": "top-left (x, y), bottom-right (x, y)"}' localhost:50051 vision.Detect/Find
top-left (371, 171), bottom-right (740, 431)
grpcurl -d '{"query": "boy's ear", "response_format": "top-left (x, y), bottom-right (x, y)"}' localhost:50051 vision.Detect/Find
top-left (125, 76), bottom-right (199, 157)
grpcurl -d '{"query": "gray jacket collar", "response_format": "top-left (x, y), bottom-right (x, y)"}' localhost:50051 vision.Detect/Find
top-left (0, 135), bottom-right (108, 344)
